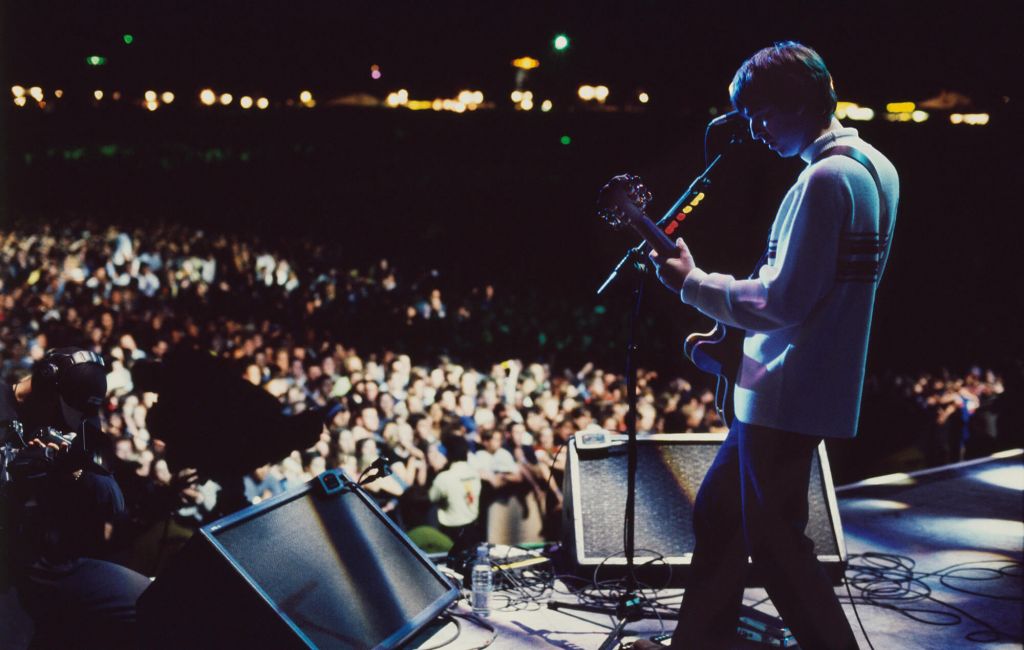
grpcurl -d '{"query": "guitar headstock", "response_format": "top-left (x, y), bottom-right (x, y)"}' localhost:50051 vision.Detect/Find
top-left (597, 173), bottom-right (653, 230)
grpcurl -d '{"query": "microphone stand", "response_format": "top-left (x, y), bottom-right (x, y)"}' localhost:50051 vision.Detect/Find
top-left (550, 130), bottom-right (743, 648)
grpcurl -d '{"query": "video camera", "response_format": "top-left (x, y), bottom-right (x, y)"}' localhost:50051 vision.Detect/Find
top-left (0, 418), bottom-right (79, 492)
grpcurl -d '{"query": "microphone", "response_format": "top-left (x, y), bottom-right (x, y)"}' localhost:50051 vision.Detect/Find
top-left (371, 455), bottom-right (394, 477)
top-left (707, 110), bottom-right (743, 127)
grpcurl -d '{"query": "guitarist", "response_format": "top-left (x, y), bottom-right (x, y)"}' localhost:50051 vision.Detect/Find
top-left (642, 42), bottom-right (898, 649)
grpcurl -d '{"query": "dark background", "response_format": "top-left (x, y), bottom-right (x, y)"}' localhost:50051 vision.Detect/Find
top-left (1, 0), bottom-right (1020, 375)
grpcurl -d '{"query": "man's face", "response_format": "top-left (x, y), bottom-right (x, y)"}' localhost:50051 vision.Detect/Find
top-left (483, 432), bottom-right (503, 453)
top-left (744, 106), bottom-right (816, 158)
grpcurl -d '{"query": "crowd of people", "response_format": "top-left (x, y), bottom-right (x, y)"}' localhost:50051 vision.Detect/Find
top-left (0, 220), bottom-right (1016, 558)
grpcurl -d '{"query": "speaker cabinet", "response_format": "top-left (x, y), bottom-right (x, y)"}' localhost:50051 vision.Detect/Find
top-left (562, 433), bottom-right (846, 585)
top-left (138, 470), bottom-right (459, 649)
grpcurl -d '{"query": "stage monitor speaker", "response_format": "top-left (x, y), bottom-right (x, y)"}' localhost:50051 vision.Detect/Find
top-left (138, 470), bottom-right (459, 649)
top-left (562, 433), bottom-right (846, 585)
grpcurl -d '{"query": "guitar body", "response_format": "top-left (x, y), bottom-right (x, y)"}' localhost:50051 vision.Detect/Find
top-left (684, 322), bottom-right (738, 379)
top-left (683, 321), bottom-right (744, 422)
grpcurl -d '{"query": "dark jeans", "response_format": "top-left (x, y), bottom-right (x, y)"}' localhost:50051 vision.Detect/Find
top-left (671, 420), bottom-right (857, 650)
top-left (19, 557), bottom-right (151, 649)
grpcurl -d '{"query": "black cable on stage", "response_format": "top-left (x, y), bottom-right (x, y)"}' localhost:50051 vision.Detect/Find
top-left (841, 552), bottom-right (1022, 644)
top-left (486, 544), bottom-right (557, 612)
top-left (541, 440), bottom-right (567, 499)
top-left (449, 610), bottom-right (498, 650)
top-left (548, 548), bottom-right (678, 630)
top-left (844, 571), bottom-right (875, 650)
top-left (416, 614), bottom-right (463, 650)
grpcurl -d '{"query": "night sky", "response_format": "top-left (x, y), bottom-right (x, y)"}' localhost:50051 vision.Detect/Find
top-left (4, 1), bottom-right (1017, 109)
top-left (2, 1), bottom-right (1020, 371)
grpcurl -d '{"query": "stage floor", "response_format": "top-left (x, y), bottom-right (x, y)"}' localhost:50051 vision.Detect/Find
top-left (2, 451), bottom-right (1021, 649)
top-left (421, 450), bottom-right (1024, 649)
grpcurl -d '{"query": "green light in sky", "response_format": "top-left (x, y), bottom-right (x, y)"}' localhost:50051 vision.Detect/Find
top-left (560, 135), bottom-right (571, 145)
top-left (85, 55), bottom-right (107, 66)
top-left (553, 34), bottom-right (569, 51)
top-left (122, 34), bottom-right (134, 45)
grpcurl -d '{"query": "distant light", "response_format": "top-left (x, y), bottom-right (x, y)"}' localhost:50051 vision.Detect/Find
top-left (13, 96), bottom-right (27, 107)
top-left (885, 111), bottom-right (913, 123)
top-left (432, 99), bottom-right (444, 111)
top-left (553, 34), bottom-right (569, 51)
top-left (521, 98), bottom-right (534, 111)
top-left (219, 93), bottom-right (233, 106)
top-left (144, 90), bottom-right (157, 102)
top-left (511, 90), bottom-right (523, 103)
top-left (256, 97), bottom-right (269, 110)
top-left (240, 95), bottom-right (254, 109)
top-left (111, 91), bottom-right (122, 101)
top-left (407, 100), bottom-right (433, 111)
top-left (299, 90), bottom-right (313, 104)
top-left (199, 88), bottom-right (216, 106)
top-left (93, 89), bottom-right (104, 101)
top-left (846, 106), bottom-right (874, 121)
top-left (448, 100), bottom-right (468, 113)
top-left (11, 85), bottom-right (25, 97)
top-left (86, 55), bottom-right (107, 66)
top-left (122, 34), bottom-right (134, 45)
top-left (28, 86), bottom-right (43, 101)
top-left (638, 92), bottom-right (650, 104)
top-left (456, 90), bottom-right (484, 107)
top-left (386, 90), bottom-right (409, 108)
top-left (578, 85), bottom-right (595, 101)
top-left (886, 101), bottom-right (915, 113)
top-left (560, 135), bottom-right (571, 145)
top-left (512, 56), bottom-right (540, 70)
top-left (951, 113), bottom-right (989, 126)
top-left (911, 110), bottom-right (929, 123)
top-left (593, 85), bottom-right (609, 102)
top-left (54, 89), bottom-right (64, 98)
top-left (541, 99), bottom-right (553, 112)
top-left (145, 101), bottom-right (158, 112)
top-left (835, 100), bottom-right (858, 119)
top-left (161, 91), bottom-right (175, 104)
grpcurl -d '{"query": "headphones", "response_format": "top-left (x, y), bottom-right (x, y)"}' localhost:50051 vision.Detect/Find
top-left (32, 349), bottom-right (105, 396)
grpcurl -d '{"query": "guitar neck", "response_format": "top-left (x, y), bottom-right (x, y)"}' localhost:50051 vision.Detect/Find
top-left (631, 215), bottom-right (679, 259)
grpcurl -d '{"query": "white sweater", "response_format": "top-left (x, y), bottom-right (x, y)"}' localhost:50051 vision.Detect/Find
top-left (681, 126), bottom-right (899, 438)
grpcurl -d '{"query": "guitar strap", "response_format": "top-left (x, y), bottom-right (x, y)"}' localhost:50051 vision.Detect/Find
top-left (748, 144), bottom-right (890, 279)
top-left (813, 145), bottom-right (889, 225)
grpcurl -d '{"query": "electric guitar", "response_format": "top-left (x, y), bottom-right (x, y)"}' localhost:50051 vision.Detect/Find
top-left (597, 173), bottom-right (742, 417)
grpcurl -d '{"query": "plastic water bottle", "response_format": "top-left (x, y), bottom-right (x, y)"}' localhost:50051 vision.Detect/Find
top-left (470, 543), bottom-right (492, 617)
